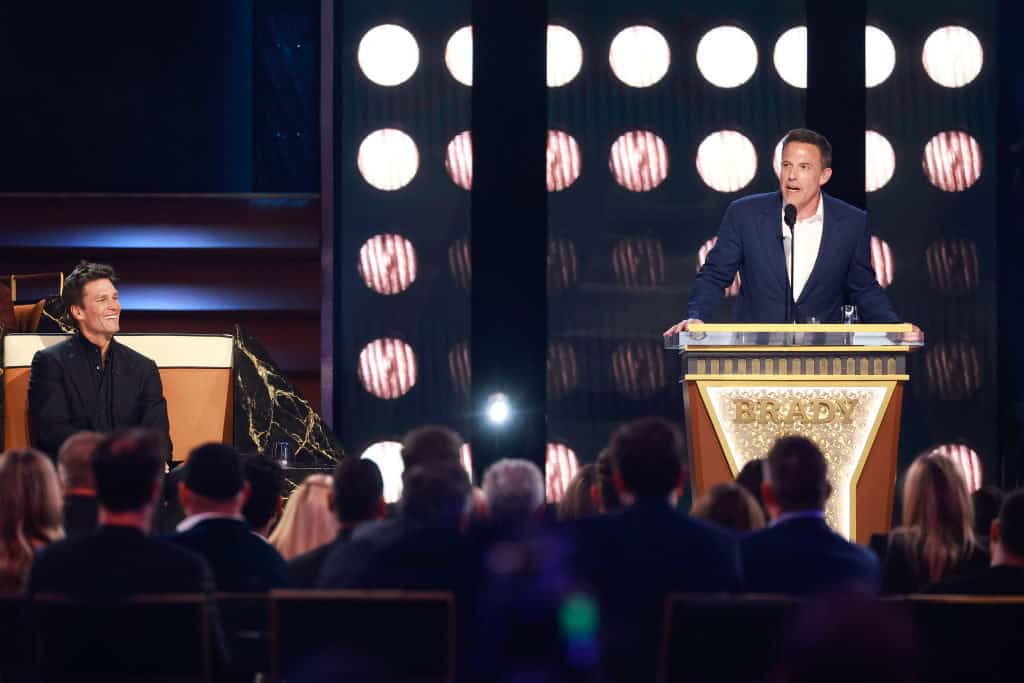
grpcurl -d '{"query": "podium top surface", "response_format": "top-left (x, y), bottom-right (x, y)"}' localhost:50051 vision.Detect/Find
top-left (665, 323), bottom-right (923, 351)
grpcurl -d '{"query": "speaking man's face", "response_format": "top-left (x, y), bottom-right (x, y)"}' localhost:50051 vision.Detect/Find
top-left (778, 141), bottom-right (832, 215)
top-left (72, 278), bottom-right (121, 340)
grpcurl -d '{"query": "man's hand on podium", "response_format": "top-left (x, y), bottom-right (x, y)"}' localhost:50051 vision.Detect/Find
top-left (906, 324), bottom-right (924, 344)
top-left (663, 318), bottom-right (703, 336)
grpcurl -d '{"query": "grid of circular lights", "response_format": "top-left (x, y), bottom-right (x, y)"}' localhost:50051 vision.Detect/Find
top-left (546, 442), bottom-right (579, 503)
top-left (773, 25), bottom-right (896, 89)
top-left (696, 131), bottom-right (758, 193)
top-left (609, 131), bottom-right (669, 192)
top-left (771, 130), bottom-right (896, 192)
top-left (358, 24), bottom-right (419, 86)
top-left (358, 234), bottom-right (417, 295)
top-left (441, 24), bottom-right (584, 87)
top-left (362, 440), bottom-right (476, 503)
top-left (929, 443), bottom-right (983, 492)
top-left (357, 129), bottom-right (419, 191)
top-left (358, 338), bottom-right (417, 399)
top-left (697, 26), bottom-right (758, 88)
top-left (922, 26), bottom-right (983, 88)
top-left (609, 25), bottom-right (671, 87)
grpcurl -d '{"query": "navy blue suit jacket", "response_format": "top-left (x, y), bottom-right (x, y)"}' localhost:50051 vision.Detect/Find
top-left (688, 192), bottom-right (899, 323)
top-left (740, 516), bottom-right (881, 596)
top-left (168, 518), bottom-right (288, 592)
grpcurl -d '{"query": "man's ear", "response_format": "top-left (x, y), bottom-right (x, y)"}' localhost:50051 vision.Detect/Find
top-left (991, 518), bottom-right (1002, 545)
top-left (69, 304), bottom-right (85, 321)
top-left (819, 167), bottom-right (833, 186)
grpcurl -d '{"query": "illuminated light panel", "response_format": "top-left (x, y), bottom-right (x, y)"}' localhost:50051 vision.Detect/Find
top-left (612, 340), bottom-right (666, 399)
top-left (546, 442), bottom-right (580, 503)
top-left (445, 130), bottom-right (473, 190)
top-left (357, 129), bottom-right (419, 191)
top-left (930, 443), bottom-right (983, 493)
top-left (547, 25), bottom-right (583, 87)
top-left (925, 239), bottom-right (980, 292)
top-left (448, 239), bottom-right (471, 289)
top-left (870, 236), bottom-right (894, 289)
top-left (448, 341), bottom-right (471, 397)
top-left (697, 237), bottom-right (741, 297)
top-left (609, 25), bottom-right (671, 88)
top-left (357, 25), bottom-right (419, 87)
top-left (698, 382), bottom-right (894, 540)
top-left (866, 26), bottom-right (896, 87)
top-left (361, 441), bottom-right (404, 503)
top-left (547, 130), bottom-right (582, 192)
top-left (612, 236), bottom-right (666, 289)
top-left (445, 25), bottom-right (473, 86)
top-left (547, 341), bottom-right (579, 400)
top-left (697, 26), bottom-right (758, 88)
top-left (609, 130), bottom-right (669, 192)
top-left (697, 130), bottom-right (757, 193)
top-left (923, 26), bottom-right (983, 88)
top-left (358, 338), bottom-right (417, 399)
top-left (548, 237), bottom-right (579, 293)
top-left (922, 131), bottom-right (983, 192)
top-left (773, 26), bottom-right (806, 88)
top-left (460, 444), bottom-right (474, 482)
top-left (925, 342), bottom-right (982, 400)
top-left (358, 234), bottom-right (417, 295)
top-left (865, 130), bottom-right (896, 192)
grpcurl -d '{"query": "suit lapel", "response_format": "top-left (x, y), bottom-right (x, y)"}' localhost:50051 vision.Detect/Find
top-left (796, 193), bottom-right (838, 306)
top-left (63, 339), bottom-right (99, 427)
top-left (110, 338), bottom-right (130, 425)
top-left (756, 194), bottom-right (790, 294)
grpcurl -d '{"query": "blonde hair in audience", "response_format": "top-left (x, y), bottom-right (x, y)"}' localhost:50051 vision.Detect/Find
top-left (558, 464), bottom-right (599, 521)
top-left (0, 449), bottom-right (64, 593)
top-left (269, 474), bottom-right (340, 560)
top-left (691, 482), bottom-right (766, 532)
top-left (900, 453), bottom-right (976, 583)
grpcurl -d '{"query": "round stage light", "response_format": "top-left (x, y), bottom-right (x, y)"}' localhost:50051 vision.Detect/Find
top-left (865, 26), bottom-right (896, 87)
top-left (361, 441), bottom-right (404, 503)
top-left (486, 393), bottom-right (512, 426)
top-left (697, 26), bottom-right (758, 88)
top-left (925, 341), bottom-right (982, 400)
top-left (870, 236), bottom-right (894, 288)
top-left (930, 443), bottom-right (983, 492)
top-left (922, 131), bottom-right (983, 192)
top-left (547, 130), bottom-right (582, 192)
top-left (612, 340), bottom-right (666, 399)
top-left (445, 130), bottom-right (473, 190)
top-left (357, 24), bottom-right (419, 87)
top-left (609, 25), bottom-right (671, 88)
top-left (448, 340), bottom-right (471, 396)
top-left (697, 237), bottom-right (741, 297)
top-left (548, 25), bottom-right (583, 87)
top-left (445, 25), bottom-right (473, 86)
top-left (358, 234), bottom-right (417, 295)
top-left (773, 26), bottom-right (806, 88)
top-left (925, 239), bottom-right (980, 293)
top-left (609, 130), bottom-right (670, 192)
top-left (547, 341), bottom-right (579, 400)
top-left (612, 236), bottom-right (666, 289)
top-left (697, 130), bottom-right (757, 193)
top-left (357, 129), bottom-right (419, 191)
top-left (865, 130), bottom-right (896, 192)
top-left (358, 338), bottom-right (417, 399)
top-left (449, 239), bottom-right (472, 289)
top-left (923, 26), bottom-right (983, 88)
top-left (546, 442), bottom-right (579, 503)
top-left (548, 237), bottom-right (579, 294)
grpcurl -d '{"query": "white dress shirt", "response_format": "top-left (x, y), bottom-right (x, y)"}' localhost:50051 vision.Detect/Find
top-left (781, 194), bottom-right (824, 301)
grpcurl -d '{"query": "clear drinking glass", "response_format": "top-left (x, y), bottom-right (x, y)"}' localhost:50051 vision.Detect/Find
top-left (841, 305), bottom-right (859, 324)
top-left (273, 441), bottom-right (292, 468)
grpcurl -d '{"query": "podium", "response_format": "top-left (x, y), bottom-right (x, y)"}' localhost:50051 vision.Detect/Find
top-left (666, 323), bottom-right (923, 543)
top-left (3, 333), bottom-right (233, 461)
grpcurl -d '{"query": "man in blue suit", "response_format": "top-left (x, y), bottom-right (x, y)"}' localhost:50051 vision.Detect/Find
top-left (665, 129), bottom-right (920, 334)
top-left (740, 435), bottom-right (880, 595)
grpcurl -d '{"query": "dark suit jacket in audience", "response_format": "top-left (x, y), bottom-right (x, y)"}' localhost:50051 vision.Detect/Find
top-left (570, 499), bottom-right (741, 682)
top-left (927, 565), bottom-right (1024, 595)
top-left (169, 517), bottom-right (288, 592)
top-left (881, 529), bottom-right (988, 594)
top-left (288, 528), bottom-right (353, 588)
top-left (741, 514), bottom-right (880, 595)
top-left (62, 494), bottom-right (99, 540)
top-left (29, 525), bottom-right (215, 599)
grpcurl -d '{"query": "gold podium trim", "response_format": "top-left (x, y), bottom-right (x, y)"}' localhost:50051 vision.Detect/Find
top-left (685, 374), bottom-right (909, 381)
top-left (687, 323), bottom-right (913, 333)
top-left (684, 346), bottom-right (912, 353)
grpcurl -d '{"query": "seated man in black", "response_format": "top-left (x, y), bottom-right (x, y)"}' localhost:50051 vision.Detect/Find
top-left (29, 428), bottom-right (214, 599)
top-left (169, 443), bottom-right (288, 592)
top-left (57, 431), bottom-right (104, 539)
top-left (242, 454), bottom-right (285, 539)
top-left (288, 457), bottom-right (384, 588)
top-left (931, 488), bottom-right (1024, 594)
top-left (28, 261), bottom-right (171, 459)
top-left (740, 435), bottom-right (880, 595)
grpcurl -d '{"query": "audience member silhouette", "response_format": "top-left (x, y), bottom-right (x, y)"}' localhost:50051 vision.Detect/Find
top-left (882, 453), bottom-right (987, 593)
top-left (242, 454), bottom-right (284, 538)
top-left (481, 458), bottom-right (545, 524)
top-left (736, 457), bottom-right (769, 519)
top-left (593, 447), bottom-right (622, 514)
top-left (401, 425), bottom-right (464, 470)
top-left (269, 474), bottom-right (339, 561)
top-left (558, 463), bottom-right (599, 521)
top-left (971, 485), bottom-right (1005, 553)
top-left (169, 443), bottom-right (287, 592)
top-left (740, 435), bottom-right (880, 595)
top-left (288, 457), bottom-right (384, 588)
top-left (57, 431), bottom-right (103, 539)
top-left (0, 448), bottom-right (64, 593)
top-left (692, 481), bottom-right (766, 533)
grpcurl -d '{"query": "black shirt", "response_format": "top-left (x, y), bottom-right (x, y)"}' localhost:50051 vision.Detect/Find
top-left (75, 333), bottom-right (114, 433)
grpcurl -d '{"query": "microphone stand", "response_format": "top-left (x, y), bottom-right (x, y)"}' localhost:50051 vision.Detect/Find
top-left (788, 224), bottom-right (796, 323)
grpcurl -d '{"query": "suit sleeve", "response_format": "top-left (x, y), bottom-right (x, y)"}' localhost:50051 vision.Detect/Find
top-left (138, 359), bottom-right (173, 460)
top-left (687, 202), bottom-right (744, 321)
top-left (27, 350), bottom-right (78, 458)
top-left (846, 223), bottom-right (900, 322)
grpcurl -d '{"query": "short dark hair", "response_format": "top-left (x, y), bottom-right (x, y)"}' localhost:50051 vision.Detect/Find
top-left (332, 457), bottom-right (384, 524)
top-left (999, 488), bottom-right (1024, 557)
top-left (400, 463), bottom-right (471, 523)
top-left (63, 261), bottom-right (118, 312)
top-left (736, 458), bottom-right (768, 517)
top-left (92, 429), bottom-right (166, 512)
top-left (242, 455), bottom-right (284, 531)
top-left (765, 435), bottom-right (829, 511)
top-left (972, 485), bottom-right (1004, 538)
top-left (401, 426), bottom-right (463, 470)
top-left (608, 417), bottom-right (684, 499)
top-left (182, 443), bottom-right (244, 501)
top-left (782, 128), bottom-right (833, 169)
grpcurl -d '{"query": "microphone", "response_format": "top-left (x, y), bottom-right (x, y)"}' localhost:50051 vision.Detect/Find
top-left (783, 204), bottom-right (797, 323)
top-left (783, 203), bottom-right (797, 229)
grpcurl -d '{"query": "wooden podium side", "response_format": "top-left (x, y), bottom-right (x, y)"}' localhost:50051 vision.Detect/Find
top-left (3, 334), bottom-right (233, 461)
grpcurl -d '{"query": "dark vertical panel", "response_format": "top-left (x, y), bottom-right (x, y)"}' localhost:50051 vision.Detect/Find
top-left (321, 0), bottom-right (336, 427)
top-left (471, 0), bottom-right (548, 470)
